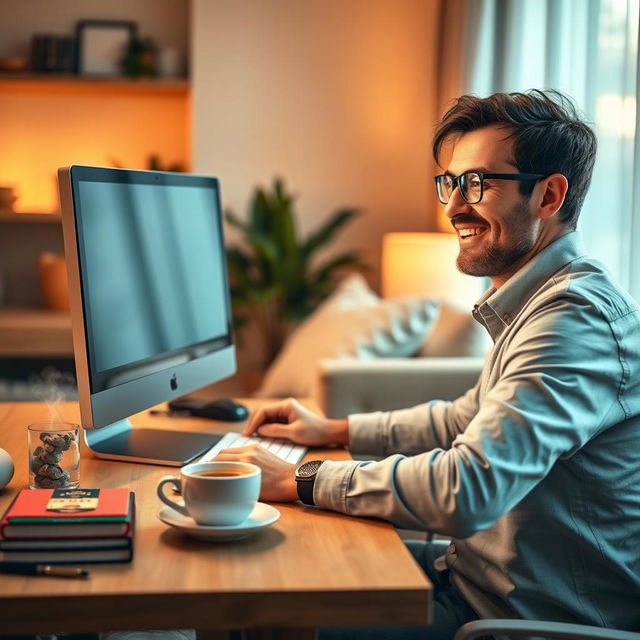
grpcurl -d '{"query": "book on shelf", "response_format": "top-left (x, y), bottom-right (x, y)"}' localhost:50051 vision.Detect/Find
top-left (0, 488), bottom-right (134, 564)
top-left (31, 35), bottom-right (77, 73)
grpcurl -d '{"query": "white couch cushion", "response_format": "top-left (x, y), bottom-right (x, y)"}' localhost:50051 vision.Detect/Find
top-left (418, 301), bottom-right (490, 358)
top-left (255, 273), bottom-right (439, 398)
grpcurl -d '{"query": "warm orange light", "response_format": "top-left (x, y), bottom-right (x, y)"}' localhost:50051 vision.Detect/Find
top-left (0, 82), bottom-right (190, 213)
top-left (381, 232), bottom-right (483, 308)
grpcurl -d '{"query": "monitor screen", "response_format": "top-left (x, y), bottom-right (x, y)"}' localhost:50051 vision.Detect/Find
top-left (75, 174), bottom-right (231, 391)
top-left (58, 166), bottom-right (236, 463)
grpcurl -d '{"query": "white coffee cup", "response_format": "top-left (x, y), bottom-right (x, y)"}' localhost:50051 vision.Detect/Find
top-left (157, 461), bottom-right (261, 526)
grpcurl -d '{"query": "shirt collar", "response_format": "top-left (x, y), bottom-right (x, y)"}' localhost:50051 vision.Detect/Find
top-left (472, 231), bottom-right (589, 341)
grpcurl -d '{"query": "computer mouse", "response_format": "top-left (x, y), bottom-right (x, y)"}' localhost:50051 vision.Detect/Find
top-left (168, 396), bottom-right (250, 421)
top-left (169, 396), bottom-right (249, 422)
top-left (200, 399), bottom-right (250, 422)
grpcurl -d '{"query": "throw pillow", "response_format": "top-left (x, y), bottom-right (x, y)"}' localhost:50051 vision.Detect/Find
top-left (418, 301), bottom-right (490, 357)
top-left (255, 273), bottom-right (439, 398)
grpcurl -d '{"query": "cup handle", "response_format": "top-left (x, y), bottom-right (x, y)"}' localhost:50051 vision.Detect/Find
top-left (157, 476), bottom-right (189, 517)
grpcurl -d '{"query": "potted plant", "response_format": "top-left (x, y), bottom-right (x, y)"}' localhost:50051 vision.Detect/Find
top-left (225, 178), bottom-right (366, 365)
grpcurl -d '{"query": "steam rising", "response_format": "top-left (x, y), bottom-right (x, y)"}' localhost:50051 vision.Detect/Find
top-left (29, 367), bottom-right (77, 422)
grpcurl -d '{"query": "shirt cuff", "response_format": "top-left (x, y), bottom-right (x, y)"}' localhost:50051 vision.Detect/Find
top-left (348, 412), bottom-right (387, 455)
top-left (313, 459), bottom-right (363, 513)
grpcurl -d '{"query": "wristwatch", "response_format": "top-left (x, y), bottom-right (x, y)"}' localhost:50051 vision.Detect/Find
top-left (295, 460), bottom-right (324, 506)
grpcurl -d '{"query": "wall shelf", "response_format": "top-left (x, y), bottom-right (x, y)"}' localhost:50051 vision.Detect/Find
top-left (0, 307), bottom-right (72, 357)
top-left (0, 2), bottom-right (189, 369)
top-left (0, 73), bottom-right (189, 95)
top-left (0, 213), bottom-right (61, 224)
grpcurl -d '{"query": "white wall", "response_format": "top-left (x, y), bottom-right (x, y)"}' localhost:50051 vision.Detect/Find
top-left (192, 0), bottom-right (441, 286)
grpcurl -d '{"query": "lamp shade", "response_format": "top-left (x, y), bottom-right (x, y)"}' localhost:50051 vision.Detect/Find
top-left (381, 232), bottom-right (483, 308)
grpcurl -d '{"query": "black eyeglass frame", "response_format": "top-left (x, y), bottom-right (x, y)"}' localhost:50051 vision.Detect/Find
top-left (434, 172), bottom-right (545, 204)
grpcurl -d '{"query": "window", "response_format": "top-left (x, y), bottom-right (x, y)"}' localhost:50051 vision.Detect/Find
top-left (463, 0), bottom-right (639, 299)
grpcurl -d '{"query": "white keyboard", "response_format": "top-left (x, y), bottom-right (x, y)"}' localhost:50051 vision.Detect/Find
top-left (198, 432), bottom-right (307, 465)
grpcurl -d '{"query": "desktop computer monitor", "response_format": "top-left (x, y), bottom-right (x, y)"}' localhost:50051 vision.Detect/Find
top-left (58, 165), bottom-right (236, 466)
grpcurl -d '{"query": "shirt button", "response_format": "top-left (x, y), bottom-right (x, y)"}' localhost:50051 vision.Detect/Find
top-left (502, 313), bottom-right (511, 323)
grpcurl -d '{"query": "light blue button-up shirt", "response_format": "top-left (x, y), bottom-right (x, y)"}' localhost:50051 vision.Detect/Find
top-left (314, 231), bottom-right (640, 629)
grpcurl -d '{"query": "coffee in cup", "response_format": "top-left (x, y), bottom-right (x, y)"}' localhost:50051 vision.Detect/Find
top-left (157, 461), bottom-right (260, 526)
top-left (192, 469), bottom-right (248, 477)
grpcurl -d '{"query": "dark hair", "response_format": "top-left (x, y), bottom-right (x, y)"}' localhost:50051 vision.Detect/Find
top-left (433, 89), bottom-right (597, 229)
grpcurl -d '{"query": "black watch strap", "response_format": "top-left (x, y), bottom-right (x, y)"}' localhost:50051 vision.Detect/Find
top-left (295, 460), bottom-right (324, 506)
top-left (296, 477), bottom-right (315, 506)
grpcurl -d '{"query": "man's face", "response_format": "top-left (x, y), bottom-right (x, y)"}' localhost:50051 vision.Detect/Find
top-left (443, 125), bottom-right (540, 285)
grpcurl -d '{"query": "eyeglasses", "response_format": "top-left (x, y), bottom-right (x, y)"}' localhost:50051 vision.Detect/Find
top-left (434, 171), bottom-right (544, 205)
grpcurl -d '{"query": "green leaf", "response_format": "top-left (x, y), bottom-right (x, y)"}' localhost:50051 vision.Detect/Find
top-left (226, 247), bottom-right (252, 278)
top-left (224, 209), bottom-right (249, 233)
top-left (227, 251), bottom-right (260, 302)
top-left (270, 178), bottom-right (298, 267)
top-left (302, 208), bottom-right (360, 259)
top-left (249, 187), bottom-right (274, 236)
top-left (243, 228), bottom-right (279, 264)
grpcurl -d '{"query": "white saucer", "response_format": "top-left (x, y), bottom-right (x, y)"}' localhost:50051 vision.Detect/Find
top-left (158, 502), bottom-right (280, 541)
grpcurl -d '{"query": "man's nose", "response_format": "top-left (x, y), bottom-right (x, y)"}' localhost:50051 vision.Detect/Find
top-left (444, 186), bottom-right (472, 219)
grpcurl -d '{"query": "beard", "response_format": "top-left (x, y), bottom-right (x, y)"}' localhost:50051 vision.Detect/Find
top-left (456, 198), bottom-right (536, 277)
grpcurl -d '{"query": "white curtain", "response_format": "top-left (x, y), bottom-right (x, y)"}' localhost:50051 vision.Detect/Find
top-left (461, 0), bottom-right (639, 300)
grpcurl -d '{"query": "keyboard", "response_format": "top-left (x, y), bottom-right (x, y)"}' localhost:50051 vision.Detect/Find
top-left (198, 432), bottom-right (307, 465)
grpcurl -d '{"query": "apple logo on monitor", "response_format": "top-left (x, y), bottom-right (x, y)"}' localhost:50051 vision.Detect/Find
top-left (170, 374), bottom-right (178, 391)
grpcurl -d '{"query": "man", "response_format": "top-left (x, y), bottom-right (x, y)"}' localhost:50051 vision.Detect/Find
top-left (216, 90), bottom-right (640, 637)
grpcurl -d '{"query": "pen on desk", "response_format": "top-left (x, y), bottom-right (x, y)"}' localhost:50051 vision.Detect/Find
top-left (0, 561), bottom-right (90, 579)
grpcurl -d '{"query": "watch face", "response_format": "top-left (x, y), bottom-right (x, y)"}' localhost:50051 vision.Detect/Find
top-left (297, 460), bottom-right (323, 478)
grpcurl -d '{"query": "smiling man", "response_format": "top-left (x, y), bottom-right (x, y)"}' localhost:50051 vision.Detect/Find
top-left (437, 128), bottom-right (562, 284)
top-left (217, 90), bottom-right (640, 638)
top-left (433, 94), bottom-right (579, 289)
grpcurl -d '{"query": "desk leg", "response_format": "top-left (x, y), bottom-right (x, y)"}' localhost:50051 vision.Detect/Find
top-left (244, 629), bottom-right (318, 640)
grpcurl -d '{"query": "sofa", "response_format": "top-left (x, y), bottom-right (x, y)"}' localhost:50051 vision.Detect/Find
top-left (255, 274), bottom-right (489, 418)
top-left (317, 356), bottom-right (485, 418)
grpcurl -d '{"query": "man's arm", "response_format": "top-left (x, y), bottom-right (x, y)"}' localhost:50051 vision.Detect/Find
top-left (220, 375), bottom-right (483, 503)
top-left (347, 379), bottom-right (483, 457)
top-left (314, 300), bottom-right (627, 535)
top-left (244, 378), bottom-right (483, 458)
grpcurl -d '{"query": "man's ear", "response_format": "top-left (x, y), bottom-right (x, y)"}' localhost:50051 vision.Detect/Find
top-left (535, 173), bottom-right (568, 219)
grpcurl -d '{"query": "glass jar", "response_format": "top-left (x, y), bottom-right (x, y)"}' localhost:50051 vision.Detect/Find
top-left (27, 422), bottom-right (80, 489)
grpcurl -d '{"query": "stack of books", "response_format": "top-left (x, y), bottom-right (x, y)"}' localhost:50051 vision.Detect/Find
top-left (31, 35), bottom-right (77, 73)
top-left (0, 487), bottom-right (135, 564)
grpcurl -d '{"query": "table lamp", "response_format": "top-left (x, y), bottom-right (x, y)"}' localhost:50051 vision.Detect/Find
top-left (381, 232), bottom-right (484, 308)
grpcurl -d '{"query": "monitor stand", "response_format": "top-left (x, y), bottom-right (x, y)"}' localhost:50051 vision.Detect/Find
top-left (84, 420), bottom-right (222, 466)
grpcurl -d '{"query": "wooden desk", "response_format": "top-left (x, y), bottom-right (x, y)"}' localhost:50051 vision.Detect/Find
top-left (0, 401), bottom-right (432, 638)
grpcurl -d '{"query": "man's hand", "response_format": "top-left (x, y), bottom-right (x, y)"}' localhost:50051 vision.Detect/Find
top-left (243, 398), bottom-right (349, 447)
top-left (213, 444), bottom-right (298, 502)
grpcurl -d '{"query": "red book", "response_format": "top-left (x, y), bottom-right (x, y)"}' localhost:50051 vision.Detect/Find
top-left (1, 488), bottom-right (134, 539)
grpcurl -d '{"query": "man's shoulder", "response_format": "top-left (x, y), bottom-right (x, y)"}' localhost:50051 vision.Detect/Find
top-left (506, 256), bottom-right (640, 373)
top-left (551, 255), bottom-right (639, 324)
